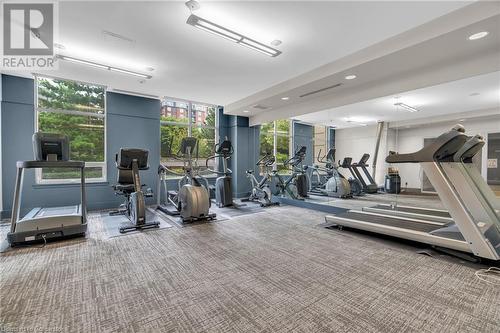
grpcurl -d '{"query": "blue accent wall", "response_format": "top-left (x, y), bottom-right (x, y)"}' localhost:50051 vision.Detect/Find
top-left (105, 92), bottom-right (161, 208)
top-left (0, 75), bottom-right (165, 217)
top-left (328, 128), bottom-right (336, 149)
top-left (293, 122), bottom-right (314, 166)
top-left (0, 74), bottom-right (316, 216)
top-left (223, 114), bottom-right (259, 198)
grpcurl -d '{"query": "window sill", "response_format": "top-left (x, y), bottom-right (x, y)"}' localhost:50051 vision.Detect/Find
top-left (33, 181), bottom-right (109, 189)
top-left (165, 175), bottom-right (217, 181)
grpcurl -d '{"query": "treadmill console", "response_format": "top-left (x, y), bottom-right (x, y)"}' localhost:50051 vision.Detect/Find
top-left (32, 132), bottom-right (70, 161)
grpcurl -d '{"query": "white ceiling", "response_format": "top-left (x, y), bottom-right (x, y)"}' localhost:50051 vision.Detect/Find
top-left (3, 1), bottom-right (472, 105)
top-left (293, 71), bottom-right (500, 129)
top-left (225, 2), bottom-right (500, 125)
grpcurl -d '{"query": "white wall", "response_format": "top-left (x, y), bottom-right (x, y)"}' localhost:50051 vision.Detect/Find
top-left (335, 115), bottom-right (500, 190)
top-left (393, 117), bottom-right (500, 189)
top-left (0, 76), bottom-right (2, 212)
top-left (335, 123), bottom-right (395, 185)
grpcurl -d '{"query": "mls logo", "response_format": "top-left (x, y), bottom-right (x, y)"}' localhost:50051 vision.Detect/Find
top-left (3, 3), bottom-right (54, 55)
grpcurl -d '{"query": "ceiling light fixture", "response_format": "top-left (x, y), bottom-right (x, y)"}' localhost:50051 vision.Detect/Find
top-left (186, 14), bottom-right (281, 57)
top-left (468, 31), bottom-right (489, 40)
top-left (57, 55), bottom-right (152, 79)
top-left (281, 97), bottom-right (289, 100)
top-left (345, 75), bottom-right (357, 80)
top-left (394, 102), bottom-right (419, 112)
top-left (243, 110), bottom-right (249, 113)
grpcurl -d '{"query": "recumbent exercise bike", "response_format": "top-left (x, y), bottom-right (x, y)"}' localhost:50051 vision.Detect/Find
top-left (110, 148), bottom-right (160, 233)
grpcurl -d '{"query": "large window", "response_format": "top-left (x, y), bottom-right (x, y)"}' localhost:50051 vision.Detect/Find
top-left (35, 76), bottom-right (106, 183)
top-left (259, 120), bottom-right (291, 172)
top-left (160, 99), bottom-right (216, 176)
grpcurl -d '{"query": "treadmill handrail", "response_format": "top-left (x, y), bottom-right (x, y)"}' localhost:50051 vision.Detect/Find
top-left (386, 125), bottom-right (467, 163)
top-left (453, 135), bottom-right (485, 163)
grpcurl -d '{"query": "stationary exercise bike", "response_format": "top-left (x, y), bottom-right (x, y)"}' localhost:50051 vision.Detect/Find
top-left (205, 137), bottom-right (242, 208)
top-left (110, 148), bottom-right (160, 233)
top-left (308, 148), bottom-right (352, 198)
top-left (157, 137), bottom-right (216, 222)
top-left (242, 154), bottom-right (280, 207)
top-left (274, 146), bottom-right (309, 200)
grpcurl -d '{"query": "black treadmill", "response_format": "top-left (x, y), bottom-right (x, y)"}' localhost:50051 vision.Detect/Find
top-left (352, 154), bottom-right (378, 193)
top-left (325, 126), bottom-right (500, 260)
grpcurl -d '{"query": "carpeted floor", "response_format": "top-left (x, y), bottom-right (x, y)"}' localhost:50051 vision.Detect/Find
top-left (1, 205), bottom-right (499, 333)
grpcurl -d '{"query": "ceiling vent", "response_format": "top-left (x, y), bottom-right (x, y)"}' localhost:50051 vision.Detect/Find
top-left (299, 83), bottom-right (342, 98)
top-left (252, 104), bottom-right (270, 110)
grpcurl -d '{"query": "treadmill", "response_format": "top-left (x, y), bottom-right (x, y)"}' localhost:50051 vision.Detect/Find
top-left (362, 204), bottom-right (452, 224)
top-left (8, 133), bottom-right (87, 245)
top-left (363, 134), bottom-right (499, 223)
top-left (352, 154), bottom-right (378, 193)
top-left (326, 126), bottom-right (500, 260)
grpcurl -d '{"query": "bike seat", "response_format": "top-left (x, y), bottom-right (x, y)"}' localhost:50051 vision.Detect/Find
top-left (114, 184), bottom-right (135, 192)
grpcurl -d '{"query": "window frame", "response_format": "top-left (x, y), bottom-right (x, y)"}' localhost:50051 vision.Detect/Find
top-left (160, 97), bottom-right (218, 179)
top-left (259, 120), bottom-right (292, 171)
top-left (34, 75), bottom-right (107, 185)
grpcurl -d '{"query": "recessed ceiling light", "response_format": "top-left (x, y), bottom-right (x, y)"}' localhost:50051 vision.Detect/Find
top-left (271, 40), bottom-right (282, 46)
top-left (345, 75), bottom-right (357, 80)
top-left (281, 97), bottom-right (289, 100)
top-left (468, 31), bottom-right (488, 40)
top-left (243, 110), bottom-right (249, 113)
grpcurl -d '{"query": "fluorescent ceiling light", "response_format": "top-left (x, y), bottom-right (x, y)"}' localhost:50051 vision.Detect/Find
top-left (57, 55), bottom-right (152, 79)
top-left (394, 102), bottom-right (419, 112)
top-left (243, 110), bottom-right (249, 113)
top-left (239, 38), bottom-right (278, 55)
top-left (195, 24), bottom-right (240, 43)
top-left (59, 55), bottom-right (108, 69)
top-left (109, 67), bottom-right (151, 78)
top-left (186, 14), bottom-right (281, 57)
top-left (345, 75), bottom-right (357, 80)
top-left (468, 31), bottom-right (488, 40)
top-left (281, 97), bottom-right (289, 100)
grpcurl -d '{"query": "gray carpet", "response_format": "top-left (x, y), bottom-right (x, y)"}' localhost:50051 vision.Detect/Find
top-left (0, 205), bottom-right (499, 333)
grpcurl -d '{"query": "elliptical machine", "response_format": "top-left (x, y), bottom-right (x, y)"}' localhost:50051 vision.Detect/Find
top-left (308, 148), bottom-right (352, 198)
top-left (157, 137), bottom-right (216, 223)
top-left (110, 148), bottom-right (160, 233)
top-left (242, 154), bottom-right (280, 207)
top-left (274, 146), bottom-right (309, 200)
top-left (205, 137), bottom-right (242, 208)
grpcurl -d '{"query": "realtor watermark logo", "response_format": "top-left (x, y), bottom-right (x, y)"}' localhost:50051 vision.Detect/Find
top-left (1, 1), bottom-right (58, 70)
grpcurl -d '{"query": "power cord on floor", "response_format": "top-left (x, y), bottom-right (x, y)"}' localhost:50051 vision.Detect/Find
top-left (475, 267), bottom-right (500, 285)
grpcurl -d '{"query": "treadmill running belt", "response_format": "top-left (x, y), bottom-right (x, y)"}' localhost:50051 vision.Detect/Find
top-left (372, 205), bottom-right (451, 218)
top-left (339, 211), bottom-right (445, 233)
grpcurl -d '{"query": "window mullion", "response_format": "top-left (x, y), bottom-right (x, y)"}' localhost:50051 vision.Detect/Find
top-left (188, 102), bottom-right (192, 136)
